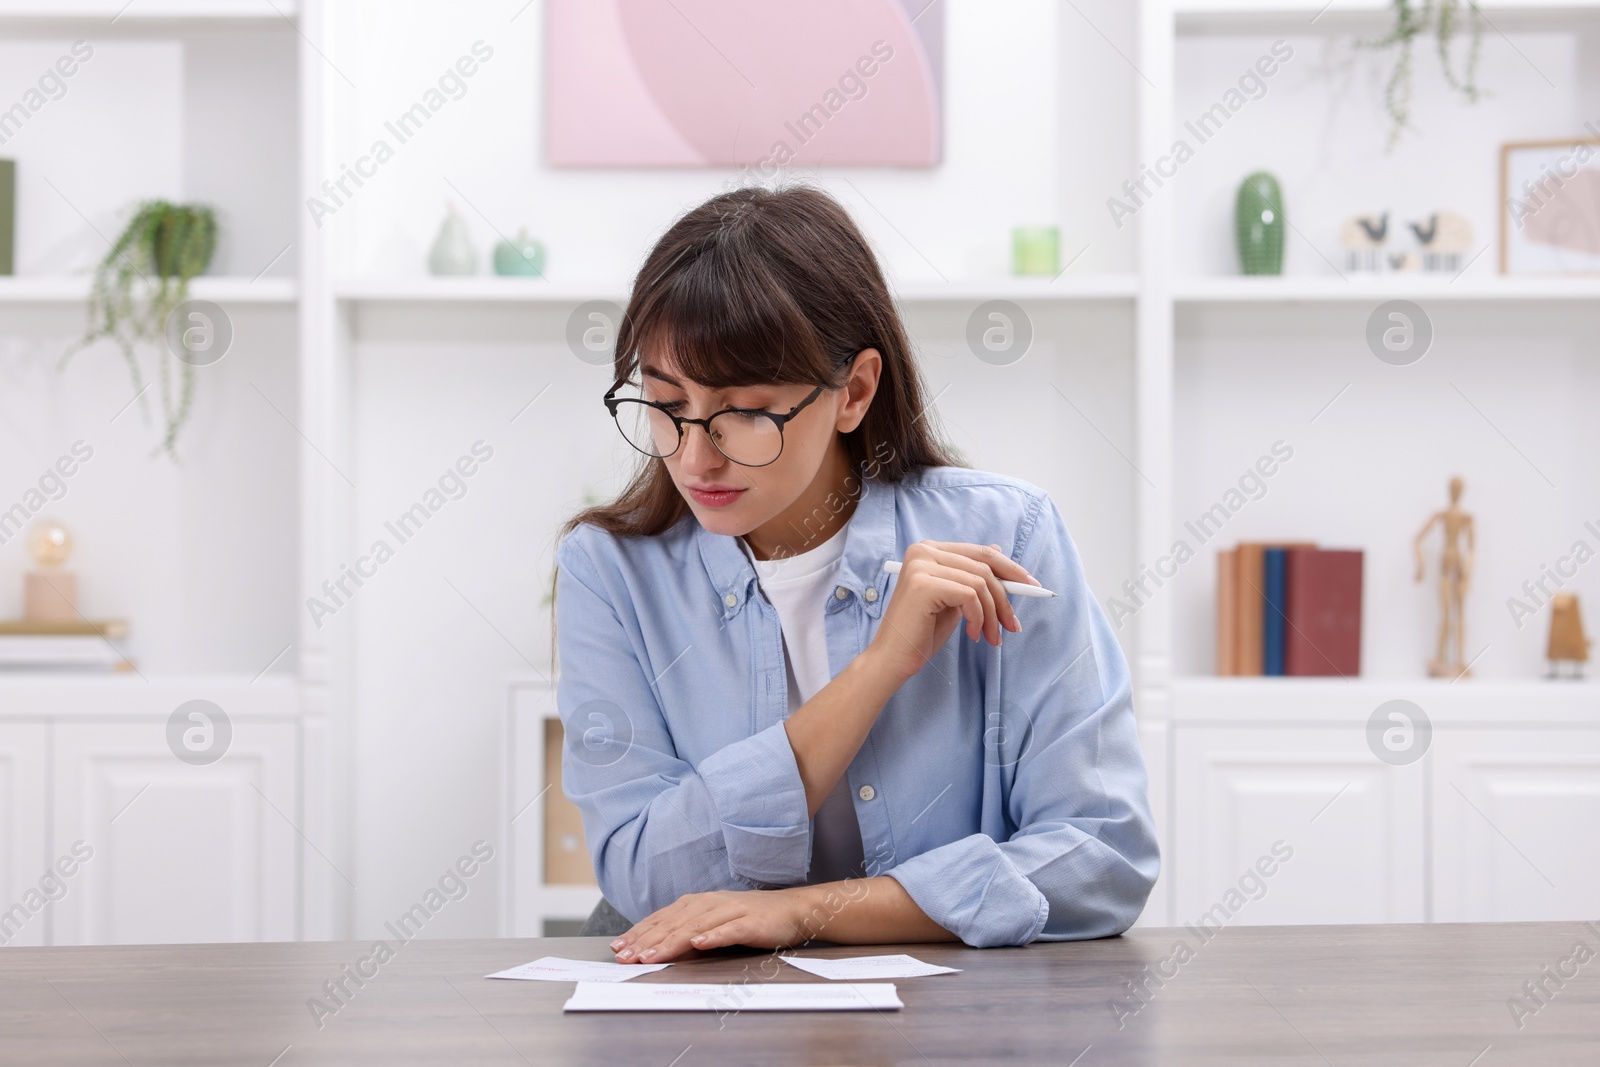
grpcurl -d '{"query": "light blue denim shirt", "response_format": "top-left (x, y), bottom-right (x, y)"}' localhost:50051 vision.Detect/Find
top-left (554, 466), bottom-right (1159, 947)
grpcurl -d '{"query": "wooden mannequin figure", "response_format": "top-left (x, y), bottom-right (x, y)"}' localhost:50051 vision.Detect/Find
top-left (1413, 476), bottom-right (1475, 678)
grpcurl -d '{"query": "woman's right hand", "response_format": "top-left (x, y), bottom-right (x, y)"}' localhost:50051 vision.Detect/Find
top-left (864, 540), bottom-right (1040, 685)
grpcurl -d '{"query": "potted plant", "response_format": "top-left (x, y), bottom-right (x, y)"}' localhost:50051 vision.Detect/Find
top-left (61, 200), bottom-right (218, 460)
top-left (1364, 0), bottom-right (1485, 152)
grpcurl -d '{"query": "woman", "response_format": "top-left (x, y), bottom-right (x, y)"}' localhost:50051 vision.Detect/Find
top-left (554, 186), bottom-right (1157, 964)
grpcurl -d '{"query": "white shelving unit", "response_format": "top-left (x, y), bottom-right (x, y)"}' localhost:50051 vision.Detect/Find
top-left (333, 274), bottom-right (1140, 305)
top-left (1173, 275), bottom-right (1600, 302)
top-left (1173, 0), bottom-right (1600, 33)
top-left (0, 1), bottom-right (297, 17)
top-left (5, 0), bottom-right (1597, 941)
top-left (0, 276), bottom-right (298, 302)
top-left (1143, 0), bottom-right (1600, 925)
top-left (0, 2), bottom-right (306, 943)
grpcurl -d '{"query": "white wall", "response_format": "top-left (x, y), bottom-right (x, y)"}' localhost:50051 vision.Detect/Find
top-left (318, 0), bottom-right (1135, 282)
top-left (327, 0), bottom-right (1139, 937)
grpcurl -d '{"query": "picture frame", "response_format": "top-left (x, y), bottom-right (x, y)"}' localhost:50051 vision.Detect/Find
top-left (1499, 138), bottom-right (1600, 274)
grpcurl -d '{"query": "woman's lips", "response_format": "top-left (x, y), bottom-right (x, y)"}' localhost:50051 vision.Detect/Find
top-left (688, 486), bottom-right (746, 509)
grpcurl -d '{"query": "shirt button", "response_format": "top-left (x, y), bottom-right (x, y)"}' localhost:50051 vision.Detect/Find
top-left (724, 593), bottom-right (738, 607)
top-left (858, 784), bottom-right (876, 801)
top-left (864, 587), bottom-right (879, 603)
top-left (834, 586), bottom-right (849, 600)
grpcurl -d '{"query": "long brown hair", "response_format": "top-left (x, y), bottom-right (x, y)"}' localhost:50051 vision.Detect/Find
top-left (559, 184), bottom-right (959, 548)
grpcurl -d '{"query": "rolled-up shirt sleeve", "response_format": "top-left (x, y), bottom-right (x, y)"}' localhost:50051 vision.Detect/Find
top-left (882, 493), bottom-right (1160, 947)
top-left (555, 532), bottom-right (812, 923)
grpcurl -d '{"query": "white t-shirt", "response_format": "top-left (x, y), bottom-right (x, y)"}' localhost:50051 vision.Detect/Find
top-left (739, 523), bottom-right (867, 885)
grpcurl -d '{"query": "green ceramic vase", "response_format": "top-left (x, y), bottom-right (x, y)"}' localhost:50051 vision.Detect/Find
top-left (493, 228), bottom-right (546, 277)
top-left (1235, 172), bottom-right (1285, 276)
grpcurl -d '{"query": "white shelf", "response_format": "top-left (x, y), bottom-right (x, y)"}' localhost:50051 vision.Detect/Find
top-left (0, 672), bottom-right (301, 717)
top-left (1174, 274), bottom-right (1600, 304)
top-left (0, 276), bottom-right (298, 304)
top-left (0, 0), bottom-right (296, 18)
top-left (334, 277), bottom-right (625, 304)
top-left (1171, 676), bottom-right (1600, 724)
top-left (1175, 0), bottom-right (1600, 34)
top-left (893, 275), bottom-right (1139, 302)
top-left (333, 274), bottom-right (1140, 306)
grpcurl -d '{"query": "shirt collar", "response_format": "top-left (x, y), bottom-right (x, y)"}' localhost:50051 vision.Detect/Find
top-left (696, 475), bottom-right (897, 622)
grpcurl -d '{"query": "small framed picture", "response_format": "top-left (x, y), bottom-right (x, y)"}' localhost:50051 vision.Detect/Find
top-left (1500, 138), bottom-right (1600, 274)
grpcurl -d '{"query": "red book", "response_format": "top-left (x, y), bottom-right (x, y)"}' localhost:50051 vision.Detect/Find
top-left (1284, 548), bottom-right (1363, 676)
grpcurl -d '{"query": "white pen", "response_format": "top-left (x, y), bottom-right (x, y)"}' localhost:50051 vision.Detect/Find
top-left (881, 560), bottom-right (1057, 598)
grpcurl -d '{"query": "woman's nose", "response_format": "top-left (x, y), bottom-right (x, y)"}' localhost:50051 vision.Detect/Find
top-left (677, 422), bottom-right (725, 475)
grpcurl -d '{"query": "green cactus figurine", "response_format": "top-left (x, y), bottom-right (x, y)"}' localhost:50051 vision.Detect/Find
top-left (1235, 172), bottom-right (1285, 275)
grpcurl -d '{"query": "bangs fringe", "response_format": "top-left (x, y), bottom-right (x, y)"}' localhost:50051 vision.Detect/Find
top-left (618, 216), bottom-right (842, 390)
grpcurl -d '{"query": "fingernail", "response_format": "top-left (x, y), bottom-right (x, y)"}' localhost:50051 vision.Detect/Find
top-left (691, 934), bottom-right (706, 945)
top-left (640, 948), bottom-right (657, 960)
top-left (609, 939), bottom-right (624, 950)
top-left (617, 948), bottom-right (633, 959)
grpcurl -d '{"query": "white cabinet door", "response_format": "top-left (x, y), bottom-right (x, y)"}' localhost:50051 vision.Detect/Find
top-left (51, 720), bottom-right (299, 945)
top-left (1432, 728), bottom-right (1600, 923)
top-left (1174, 726), bottom-right (1425, 926)
top-left (0, 724), bottom-right (48, 948)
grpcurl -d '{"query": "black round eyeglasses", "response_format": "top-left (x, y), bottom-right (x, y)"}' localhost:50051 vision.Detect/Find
top-left (602, 383), bottom-right (826, 467)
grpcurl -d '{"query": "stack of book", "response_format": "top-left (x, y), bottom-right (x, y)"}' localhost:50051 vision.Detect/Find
top-left (1217, 543), bottom-right (1363, 676)
top-left (0, 620), bottom-right (133, 671)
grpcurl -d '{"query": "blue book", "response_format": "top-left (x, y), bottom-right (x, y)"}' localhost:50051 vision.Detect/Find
top-left (1263, 548), bottom-right (1287, 676)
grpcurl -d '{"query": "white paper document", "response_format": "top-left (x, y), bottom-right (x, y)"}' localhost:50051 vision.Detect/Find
top-left (562, 981), bottom-right (903, 1012)
top-left (485, 956), bottom-right (671, 982)
top-left (779, 953), bottom-right (961, 980)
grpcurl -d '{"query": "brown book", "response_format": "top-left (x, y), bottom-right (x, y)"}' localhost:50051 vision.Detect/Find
top-left (1284, 548), bottom-right (1363, 676)
top-left (1235, 542), bottom-right (1314, 676)
top-left (543, 718), bottom-right (597, 885)
top-left (1234, 544), bottom-right (1267, 675)
top-left (1216, 548), bottom-right (1238, 675)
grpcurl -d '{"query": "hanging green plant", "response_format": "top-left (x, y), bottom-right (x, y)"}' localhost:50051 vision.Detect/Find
top-left (60, 200), bottom-right (218, 460)
top-left (1362, 0), bottom-right (1485, 152)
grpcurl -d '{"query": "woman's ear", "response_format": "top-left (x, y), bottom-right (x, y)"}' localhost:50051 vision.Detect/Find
top-left (835, 348), bottom-right (882, 433)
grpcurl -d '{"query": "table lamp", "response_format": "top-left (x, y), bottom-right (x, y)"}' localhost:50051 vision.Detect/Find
top-left (24, 519), bottom-right (77, 623)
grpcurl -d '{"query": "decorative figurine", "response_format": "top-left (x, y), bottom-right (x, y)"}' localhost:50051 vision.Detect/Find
top-left (23, 519), bottom-right (76, 623)
top-left (1235, 172), bottom-right (1285, 275)
top-left (1547, 592), bottom-right (1591, 679)
top-left (1409, 211), bottom-right (1474, 273)
top-left (427, 203), bottom-right (477, 276)
top-left (1388, 249), bottom-right (1420, 272)
top-left (1413, 476), bottom-right (1476, 678)
top-left (1341, 212), bottom-right (1387, 272)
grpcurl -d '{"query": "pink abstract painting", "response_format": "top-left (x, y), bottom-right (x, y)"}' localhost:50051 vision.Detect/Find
top-left (546, 0), bottom-right (943, 168)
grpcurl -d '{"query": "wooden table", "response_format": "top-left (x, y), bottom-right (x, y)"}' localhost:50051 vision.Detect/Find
top-left (3, 923), bottom-right (1597, 1065)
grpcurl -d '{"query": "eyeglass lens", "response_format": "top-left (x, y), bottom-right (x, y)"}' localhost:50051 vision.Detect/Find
top-left (614, 401), bottom-right (784, 465)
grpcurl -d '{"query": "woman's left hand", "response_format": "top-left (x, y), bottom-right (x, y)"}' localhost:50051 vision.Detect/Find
top-left (609, 888), bottom-right (813, 963)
